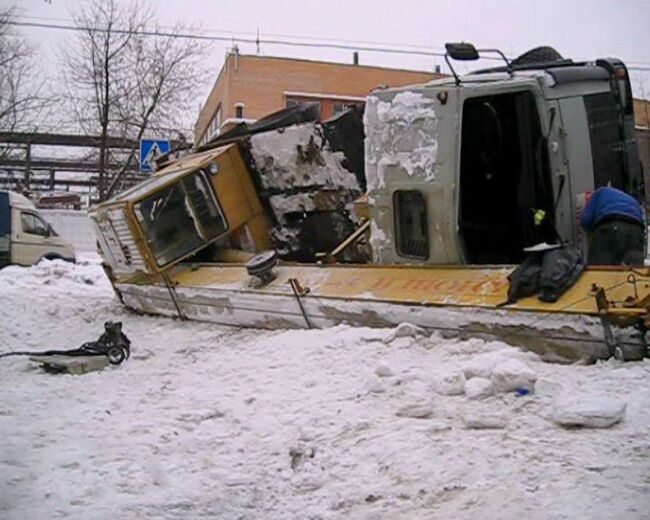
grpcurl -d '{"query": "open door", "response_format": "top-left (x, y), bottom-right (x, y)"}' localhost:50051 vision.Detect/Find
top-left (459, 91), bottom-right (556, 264)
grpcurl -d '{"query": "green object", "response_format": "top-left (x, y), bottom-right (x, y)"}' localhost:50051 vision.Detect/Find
top-left (533, 208), bottom-right (546, 226)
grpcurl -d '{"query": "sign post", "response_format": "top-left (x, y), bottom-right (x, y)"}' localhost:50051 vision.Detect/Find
top-left (140, 139), bottom-right (171, 173)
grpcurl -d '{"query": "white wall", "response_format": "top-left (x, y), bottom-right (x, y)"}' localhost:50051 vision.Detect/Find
top-left (41, 209), bottom-right (97, 253)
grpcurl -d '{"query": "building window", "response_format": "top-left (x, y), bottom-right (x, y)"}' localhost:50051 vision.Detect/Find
top-left (205, 105), bottom-right (222, 144)
top-left (235, 103), bottom-right (244, 119)
top-left (394, 190), bottom-right (429, 259)
top-left (286, 97), bottom-right (321, 114)
top-left (332, 102), bottom-right (347, 114)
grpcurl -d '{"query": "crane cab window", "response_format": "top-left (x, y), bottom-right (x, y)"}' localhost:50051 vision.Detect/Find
top-left (134, 170), bottom-right (228, 267)
top-left (394, 190), bottom-right (429, 259)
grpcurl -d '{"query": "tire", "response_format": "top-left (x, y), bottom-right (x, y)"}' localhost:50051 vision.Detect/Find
top-left (512, 47), bottom-right (563, 67)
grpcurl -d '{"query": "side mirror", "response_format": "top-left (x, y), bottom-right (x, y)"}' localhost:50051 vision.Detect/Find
top-left (445, 42), bottom-right (479, 61)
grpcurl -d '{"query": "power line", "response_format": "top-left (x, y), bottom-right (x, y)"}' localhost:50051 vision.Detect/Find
top-left (15, 14), bottom-right (449, 54)
top-left (18, 13), bottom-right (447, 52)
top-left (7, 20), bottom-right (495, 61)
top-left (9, 19), bottom-right (650, 71)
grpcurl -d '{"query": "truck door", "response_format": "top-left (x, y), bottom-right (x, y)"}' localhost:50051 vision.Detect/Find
top-left (12, 210), bottom-right (54, 265)
top-left (459, 89), bottom-right (556, 263)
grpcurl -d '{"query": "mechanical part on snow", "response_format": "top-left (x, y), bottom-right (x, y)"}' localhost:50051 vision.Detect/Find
top-left (0, 321), bottom-right (131, 367)
top-left (89, 43), bottom-right (648, 363)
top-left (246, 250), bottom-right (279, 287)
top-left (592, 276), bottom-right (649, 361)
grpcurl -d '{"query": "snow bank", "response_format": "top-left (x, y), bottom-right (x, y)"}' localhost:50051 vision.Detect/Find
top-left (1, 263), bottom-right (650, 519)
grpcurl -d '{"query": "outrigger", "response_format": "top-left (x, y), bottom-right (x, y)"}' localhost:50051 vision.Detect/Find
top-left (90, 43), bottom-right (650, 363)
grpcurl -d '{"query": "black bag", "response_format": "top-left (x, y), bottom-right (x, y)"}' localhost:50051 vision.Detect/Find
top-left (507, 247), bottom-right (584, 304)
top-left (507, 255), bottom-right (543, 303)
top-left (539, 248), bottom-right (584, 303)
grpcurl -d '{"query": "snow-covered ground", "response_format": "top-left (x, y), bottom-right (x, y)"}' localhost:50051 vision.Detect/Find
top-left (1, 257), bottom-right (650, 519)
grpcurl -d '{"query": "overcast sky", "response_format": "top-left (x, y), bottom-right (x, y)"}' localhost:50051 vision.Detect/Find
top-left (13, 0), bottom-right (650, 115)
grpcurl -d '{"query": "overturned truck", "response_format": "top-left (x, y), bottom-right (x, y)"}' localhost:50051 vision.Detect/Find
top-left (90, 43), bottom-right (649, 363)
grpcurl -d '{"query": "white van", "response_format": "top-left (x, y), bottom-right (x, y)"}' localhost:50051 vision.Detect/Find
top-left (0, 191), bottom-right (76, 267)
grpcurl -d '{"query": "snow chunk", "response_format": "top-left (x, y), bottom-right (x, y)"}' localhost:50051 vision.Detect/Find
top-left (534, 377), bottom-right (564, 397)
top-left (463, 412), bottom-right (508, 430)
top-left (553, 396), bottom-right (626, 428)
top-left (365, 375), bottom-right (385, 394)
top-left (491, 359), bottom-right (537, 393)
top-left (433, 370), bottom-right (466, 396)
top-left (396, 402), bottom-right (433, 419)
top-left (461, 349), bottom-right (519, 379)
top-left (464, 377), bottom-right (494, 400)
top-left (384, 322), bottom-right (427, 342)
top-left (374, 361), bottom-right (394, 378)
top-left (368, 220), bottom-right (389, 263)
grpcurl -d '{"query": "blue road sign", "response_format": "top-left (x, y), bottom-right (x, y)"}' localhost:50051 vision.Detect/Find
top-left (140, 139), bottom-right (171, 172)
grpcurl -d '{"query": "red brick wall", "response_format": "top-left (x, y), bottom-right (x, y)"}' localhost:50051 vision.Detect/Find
top-left (195, 53), bottom-right (440, 143)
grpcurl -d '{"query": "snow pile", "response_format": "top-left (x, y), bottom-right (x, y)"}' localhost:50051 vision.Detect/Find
top-left (1, 260), bottom-right (650, 519)
top-left (249, 123), bottom-right (359, 191)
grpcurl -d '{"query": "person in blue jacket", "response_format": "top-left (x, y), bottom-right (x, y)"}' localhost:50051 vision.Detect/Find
top-left (581, 186), bottom-right (646, 265)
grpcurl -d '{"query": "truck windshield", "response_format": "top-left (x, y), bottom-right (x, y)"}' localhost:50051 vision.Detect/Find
top-left (134, 170), bottom-right (227, 267)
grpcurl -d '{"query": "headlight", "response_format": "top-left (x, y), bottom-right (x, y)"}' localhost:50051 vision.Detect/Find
top-left (206, 161), bottom-right (220, 176)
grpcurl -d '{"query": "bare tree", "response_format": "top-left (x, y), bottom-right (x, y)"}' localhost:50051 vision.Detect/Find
top-left (0, 7), bottom-right (50, 137)
top-left (61, 0), bottom-right (205, 200)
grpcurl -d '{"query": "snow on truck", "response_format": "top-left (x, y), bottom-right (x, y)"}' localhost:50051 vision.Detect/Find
top-left (89, 43), bottom-right (649, 362)
top-left (0, 191), bottom-right (75, 268)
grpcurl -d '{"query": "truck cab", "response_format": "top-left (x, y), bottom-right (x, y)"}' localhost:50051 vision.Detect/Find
top-left (90, 44), bottom-right (645, 276)
top-left (0, 191), bottom-right (76, 268)
top-left (365, 44), bottom-right (644, 265)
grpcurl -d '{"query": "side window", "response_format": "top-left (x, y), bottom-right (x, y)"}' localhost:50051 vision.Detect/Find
top-left (394, 190), bottom-right (429, 259)
top-left (21, 212), bottom-right (49, 236)
top-left (584, 92), bottom-right (625, 190)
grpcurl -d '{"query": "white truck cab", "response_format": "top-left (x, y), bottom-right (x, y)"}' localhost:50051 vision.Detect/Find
top-left (0, 191), bottom-right (76, 268)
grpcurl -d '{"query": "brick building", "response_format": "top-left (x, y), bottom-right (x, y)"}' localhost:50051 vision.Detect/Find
top-left (194, 51), bottom-right (441, 146)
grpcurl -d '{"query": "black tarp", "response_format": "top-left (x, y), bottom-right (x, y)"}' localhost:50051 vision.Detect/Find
top-left (199, 102), bottom-right (321, 149)
top-left (507, 248), bottom-right (585, 304)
